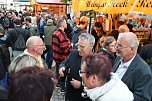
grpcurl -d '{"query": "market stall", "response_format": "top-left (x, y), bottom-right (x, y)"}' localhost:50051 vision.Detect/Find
top-left (72, 0), bottom-right (152, 44)
top-left (31, 0), bottom-right (68, 16)
top-left (72, 0), bottom-right (152, 14)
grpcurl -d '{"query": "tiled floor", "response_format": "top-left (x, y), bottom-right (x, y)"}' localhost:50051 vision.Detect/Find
top-left (52, 87), bottom-right (65, 101)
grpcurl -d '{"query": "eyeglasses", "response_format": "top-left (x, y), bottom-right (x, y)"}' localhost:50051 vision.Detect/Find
top-left (115, 43), bottom-right (129, 49)
top-left (75, 43), bottom-right (90, 49)
top-left (79, 70), bottom-right (87, 77)
top-left (35, 43), bottom-right (45, 47)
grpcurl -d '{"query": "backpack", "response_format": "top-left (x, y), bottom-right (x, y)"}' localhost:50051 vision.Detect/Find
top-left (14, 29), bottom-right (26, 51)
top-left (30, 25), bottom-right (39, 36)
top-left (25, 25), bottom-right (38, 36)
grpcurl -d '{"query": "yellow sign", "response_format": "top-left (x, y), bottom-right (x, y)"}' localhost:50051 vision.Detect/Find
top-left (72, 0), bottom-right (152, 14)
top-left (30, 0), bottom-right (36, 5)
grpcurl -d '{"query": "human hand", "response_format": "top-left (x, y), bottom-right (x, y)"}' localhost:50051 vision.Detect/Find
top-left (59, 67), bottom-right (65, 77)
top-left (70, 78), bottom-right (81, 89)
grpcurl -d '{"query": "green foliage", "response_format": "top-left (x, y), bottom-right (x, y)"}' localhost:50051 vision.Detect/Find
top-left (81, 10), bottom-right (96, 18)
top-left (60, 0), bottom-right (70, 3)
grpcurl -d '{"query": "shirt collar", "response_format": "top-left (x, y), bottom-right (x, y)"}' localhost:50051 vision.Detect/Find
top-left (120, 54), bottom-right (136, 68)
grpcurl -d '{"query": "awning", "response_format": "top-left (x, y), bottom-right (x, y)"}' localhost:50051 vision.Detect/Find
top-left (72, 0), bottom-right (152, 14)
top-left (30, 0), bottom-right (65, 5)
top-left (19, 0), bottom-right (30, 2)
top-left (36, 0), bottom-right (63, 4)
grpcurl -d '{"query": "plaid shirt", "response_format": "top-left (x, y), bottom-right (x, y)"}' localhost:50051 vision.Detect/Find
top-left (52, 29), bottom-right (72, 64)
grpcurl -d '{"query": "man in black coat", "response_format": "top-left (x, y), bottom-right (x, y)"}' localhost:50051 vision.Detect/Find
top-left (6, 18), bottom-right (31, 59)
top-left (113, 32), bottom-right (152, 101)
top-left (59, 33), bottom-right (95, 101)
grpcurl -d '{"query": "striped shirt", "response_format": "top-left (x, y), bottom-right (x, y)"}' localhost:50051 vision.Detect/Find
top-left (52, 29), bottom-right (72, 64)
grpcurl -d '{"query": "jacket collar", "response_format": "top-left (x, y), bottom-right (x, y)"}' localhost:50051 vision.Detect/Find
top-left (121, 54), bottom-right (139, 82)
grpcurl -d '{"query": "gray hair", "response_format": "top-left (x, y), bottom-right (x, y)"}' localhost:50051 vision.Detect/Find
top-left (118, 32), bottom-right (139, 49)
top-left (78, 33), bottom-right (95, 46)
top-left (8, 54), bottom-right (40, 75)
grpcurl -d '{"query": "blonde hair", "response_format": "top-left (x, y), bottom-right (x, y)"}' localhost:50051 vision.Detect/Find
top-left (80, 16), bottom-right (89, 24)
top-left (8, 54), bottom-right (41, 74)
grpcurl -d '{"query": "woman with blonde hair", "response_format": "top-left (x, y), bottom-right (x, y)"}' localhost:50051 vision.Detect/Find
top-left (8, 54), bottom-right (41, 75)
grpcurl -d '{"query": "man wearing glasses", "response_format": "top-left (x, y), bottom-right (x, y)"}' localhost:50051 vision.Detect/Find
top-left (23, 36), bottom-right (46, 68)
top-left (59, 33), bottom-right (94, 101)
top-left (113, 32), bottom-right (152, 101)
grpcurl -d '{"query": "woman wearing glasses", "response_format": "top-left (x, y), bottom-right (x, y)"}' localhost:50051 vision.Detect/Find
top-left (80, 53), bottom-right (134, 101)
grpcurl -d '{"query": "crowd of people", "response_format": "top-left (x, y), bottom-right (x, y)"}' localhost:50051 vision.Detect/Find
top-left (0, 8), bottom-right (152, 101)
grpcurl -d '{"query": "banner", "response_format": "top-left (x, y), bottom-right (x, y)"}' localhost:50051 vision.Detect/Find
top-left (72, 0), bottom-right (152, 14)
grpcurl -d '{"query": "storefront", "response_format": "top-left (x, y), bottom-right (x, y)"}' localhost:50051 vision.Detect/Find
top-left (31, 0), bottom-right (68, 16)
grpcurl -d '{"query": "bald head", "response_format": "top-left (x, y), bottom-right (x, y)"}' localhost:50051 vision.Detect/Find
top-left (118, 25), bottom-right (129, 33)
top-left (26, 36), bottom-right (43, 48)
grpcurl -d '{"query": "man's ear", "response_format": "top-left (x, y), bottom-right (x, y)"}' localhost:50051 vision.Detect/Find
top-left (92, 74), bottom-right (97, 83)
top-left (33, 46), bottom-right (37, 51)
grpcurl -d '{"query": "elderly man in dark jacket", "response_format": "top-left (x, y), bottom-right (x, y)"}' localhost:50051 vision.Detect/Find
top-left (113, 32), bottom-right (152, 101)
top-left (59, 33), bottom-right (95, 101)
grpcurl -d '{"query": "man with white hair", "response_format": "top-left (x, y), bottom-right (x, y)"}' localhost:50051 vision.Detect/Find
top-left (24, 36), bottom-right (46, 68)
top-left (113, 32), bottom-right (152, 101)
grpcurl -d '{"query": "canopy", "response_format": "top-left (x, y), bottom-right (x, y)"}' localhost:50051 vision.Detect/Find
top-left (36, 0), bottom-right (63, 3)
top-left (72, 0), bottom-right (152, 14)
top-left (30, 0), bottom-right (63, 5)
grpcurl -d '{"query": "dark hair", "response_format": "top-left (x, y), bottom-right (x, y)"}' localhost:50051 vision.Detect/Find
top-left (19, 11), bottom-right (22, 14)
top-left (94, 22), bottom-right (106, 36)
top-left (117, 21), bottom-right (125, 27)
top-left (13, 18), bottom-right (21, 25)
top-left (94, 22), bottom-right (103, 28)
top-left (57, 18), bottom-right (65, 28)
top-left (67, 13), bottom-right (71, 19)
top-left (25, 16), bottom-right (31, 23)
top-left (82, 53), bottom-right (112, 82)
top-left (127, 23), bottom-right (134, 32)
top-left (8, 66), bottom-right (56, 101)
